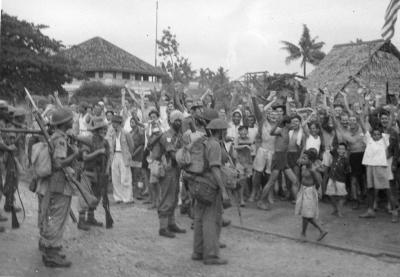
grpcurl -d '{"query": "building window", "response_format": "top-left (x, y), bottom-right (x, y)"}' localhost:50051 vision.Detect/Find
top-left (86, 71), bottom-right (95, 78)
top-left (135, 74), bottom-right (141, 81)
top-left (122, 72), bottom-right (130, 80)
top-left (143, 75), bottom-right (149, 81)
top-left (98, 71), bottom-right (103, 78)
top-left (113, 72), bottom-right (117, 79)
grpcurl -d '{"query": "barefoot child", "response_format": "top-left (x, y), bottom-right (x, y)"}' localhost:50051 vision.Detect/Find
top-left (326, 143), bottom-right (350, 217)
top-left (295, 148), bottom-right (328, 241)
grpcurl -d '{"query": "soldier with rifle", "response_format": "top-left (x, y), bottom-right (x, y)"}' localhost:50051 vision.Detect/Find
top-left (77, 117), bottom-right (113, 230)
top-left (40, 107), bottom-right (83, 267)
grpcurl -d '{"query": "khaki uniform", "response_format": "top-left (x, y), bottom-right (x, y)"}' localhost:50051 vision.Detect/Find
top-left (193, 137), bottom-right (225, 259)
top-left (155, 128), bottom-right (183, 229)
top-left (40, 130), bottom-right (73, 248)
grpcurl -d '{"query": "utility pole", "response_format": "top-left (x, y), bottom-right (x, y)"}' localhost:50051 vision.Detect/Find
top-left (155, 0), bottom-right (158, 67)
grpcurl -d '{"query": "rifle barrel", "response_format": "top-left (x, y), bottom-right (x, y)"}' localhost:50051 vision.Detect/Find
top-left (0, 128), bottom-right (42, 134)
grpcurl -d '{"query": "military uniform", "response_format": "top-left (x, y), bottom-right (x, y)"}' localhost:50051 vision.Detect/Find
top-left (155, 128), bottom-right (184, 234)
top-left (40, 107), bottom-right (76, 268)
top-left (192, 118), bottom-right (229, 265)
top-left (193, 136), bottom-right (225, 259)
top-left (78, 130), bottom-right (110, 228)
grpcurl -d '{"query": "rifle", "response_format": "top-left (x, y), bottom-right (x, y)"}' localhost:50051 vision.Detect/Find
top-left (98, 145), bottom-right (113, 228)
top-left (24, 88), bottom-right (96, 209)
top-left (0, 128), bottom-right (93, 148)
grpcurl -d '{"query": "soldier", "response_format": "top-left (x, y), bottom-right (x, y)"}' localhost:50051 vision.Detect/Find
top-left (40, 107), bottom-right (81, 267)
top-left (192, 118), bottom-right (230, 265)
top-left (154, 110), bottom-right (186, 238)
top-left (77, 117), bottom-right (110, 230)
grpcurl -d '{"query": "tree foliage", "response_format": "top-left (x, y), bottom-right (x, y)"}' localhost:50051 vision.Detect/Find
top-left (281, 24), bottom-right (326, 77)
top-left (157, 27), bottom-right (196, 84)
top-left (0, 12), bottom-right (82, 99)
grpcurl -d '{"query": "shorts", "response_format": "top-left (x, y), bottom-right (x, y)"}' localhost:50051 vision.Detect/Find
top-left (287, 152), bottom-right (300, 169)
top-left (325, 178), bottom-right (347, 196)
top-left (322, 150), bottom-right (332, 167)
top-left (366, 166), bottom-right (389, 190)
top-left (236, 163), bottom-right (252, 178)
top-left (349, 152), bottom-right (364, 177)
top-left (271, 152), bottom-right (289, 171)
top-left (253, 147), bottom-right (273, 174)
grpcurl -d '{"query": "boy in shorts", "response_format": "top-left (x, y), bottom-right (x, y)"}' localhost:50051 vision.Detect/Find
top-left (257, 116), bottom-right (298, 210)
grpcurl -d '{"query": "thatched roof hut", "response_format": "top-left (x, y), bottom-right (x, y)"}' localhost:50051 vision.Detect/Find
top-left (61, 36), bottom-right (166, 77)
top-left (302, 39), bottom-right (400, 103)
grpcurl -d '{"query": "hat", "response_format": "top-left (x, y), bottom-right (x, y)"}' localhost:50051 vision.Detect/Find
top-left (148, 109), bottom-right (160, 118)
top-left (112, 115), bottom-right (123, 124)
top-left (206, 118), bottom-right (229, 130)
top-left (50, 108), bottom-right (73, 126)
top-left (89, 117), bottom-right (108, 131)
top-left (202, 108), bottom-right (219, 121)
top-left (0, 100), bottom-right (8, 110)
top-left (169, 110), bottom-right (184, 123)
top-left (14, 108), bottom-right (26, 117)
top-left (98, 101), bottom-right (105, 106)
top-left (232, 109), bottom-right (242, 117)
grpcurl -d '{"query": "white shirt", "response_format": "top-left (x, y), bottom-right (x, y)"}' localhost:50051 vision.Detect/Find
top-left (115, 132), bottom-right (122, 152)
top-left (79, 114), bottom-right (90, 137)
top-left (305, 135), bottom-right (321, 154)
top-left (362, 132), bottom-right (388, 166)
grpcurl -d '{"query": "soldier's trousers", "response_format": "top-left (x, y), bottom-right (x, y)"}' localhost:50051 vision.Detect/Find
top-left (40, 192), bottom-right (71, 248)
top-left (193, 190), bottom-right (223, 259)
top-left (158, 167), bottom-right (180, 229)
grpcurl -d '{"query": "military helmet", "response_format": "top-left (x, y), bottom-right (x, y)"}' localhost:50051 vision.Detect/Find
top-left (201, 108), bottom-right (219, 122)
top-left (206, 118), bottom-right (229, 130)
top-left (50, 108), bottom-right (73, 126)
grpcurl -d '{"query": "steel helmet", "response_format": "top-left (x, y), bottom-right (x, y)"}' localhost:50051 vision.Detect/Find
top-left (206, 118), bottom-right (229, 130)
top-left (50, 108), bottom-right (73, 126)
top-left (201, 108), bottom-right (219, 122)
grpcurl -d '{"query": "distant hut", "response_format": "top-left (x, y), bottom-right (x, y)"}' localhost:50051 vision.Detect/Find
top-left (302, 39), bottom-right (400, 105)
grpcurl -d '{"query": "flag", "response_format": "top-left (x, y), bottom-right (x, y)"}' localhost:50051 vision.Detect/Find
top-left (382, 0), bottom-right (400, 41)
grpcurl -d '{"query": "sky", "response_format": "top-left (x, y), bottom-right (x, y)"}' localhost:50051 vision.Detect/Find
top-left (1, 0), bottom-right (397, 79)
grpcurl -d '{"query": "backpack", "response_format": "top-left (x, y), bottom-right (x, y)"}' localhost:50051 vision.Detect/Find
top-left (176, 133), bottom-right (208, 174)
top-left (31, 142), bottom-right (52, 178)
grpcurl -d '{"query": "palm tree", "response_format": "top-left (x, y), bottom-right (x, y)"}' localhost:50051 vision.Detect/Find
top-left (281, 24), bottom-right (326, 77)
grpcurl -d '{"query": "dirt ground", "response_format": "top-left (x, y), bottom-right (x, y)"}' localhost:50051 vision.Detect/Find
top-left (1, 186), bottom-right (400, 277)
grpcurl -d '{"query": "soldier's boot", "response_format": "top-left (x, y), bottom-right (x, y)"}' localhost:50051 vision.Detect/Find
top-left (42, 247), bottom-right (71, 268)
top-left (77, 212), bottom-right (90, 231)
top-left (159, 228), bottom-right (175, 238)
top-left (168, 224), bottom-right (186, 233)
top-left (86, 211), bottom-right (103, 227)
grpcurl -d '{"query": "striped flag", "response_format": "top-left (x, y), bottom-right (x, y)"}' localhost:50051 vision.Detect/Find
top-left (382, 0), bottom-right (400, 41)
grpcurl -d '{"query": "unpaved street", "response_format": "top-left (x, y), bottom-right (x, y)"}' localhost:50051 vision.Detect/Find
top-left (1, 186), bottom-right (400, 277)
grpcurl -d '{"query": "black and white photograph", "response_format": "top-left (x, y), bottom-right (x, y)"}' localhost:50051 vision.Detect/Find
top-left (2, 0), bottom-right (400, 276)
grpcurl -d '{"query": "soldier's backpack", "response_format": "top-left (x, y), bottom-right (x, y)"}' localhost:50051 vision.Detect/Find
top-left (31, 142), bottom-right (52, 178)
top-left (176, 132), bottom-right (208, 174)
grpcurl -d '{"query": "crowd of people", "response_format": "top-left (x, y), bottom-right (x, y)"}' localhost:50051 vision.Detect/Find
top-left (1, 82), bottom-right (400, 267)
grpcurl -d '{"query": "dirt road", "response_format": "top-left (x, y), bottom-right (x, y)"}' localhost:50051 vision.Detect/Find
top-left (1, 187), bottom-right (400, 277)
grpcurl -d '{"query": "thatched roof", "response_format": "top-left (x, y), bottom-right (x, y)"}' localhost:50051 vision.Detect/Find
top-left (61, 37), bottom-right (166, 76)
top-left (302, 39), bottom-right (400, 93)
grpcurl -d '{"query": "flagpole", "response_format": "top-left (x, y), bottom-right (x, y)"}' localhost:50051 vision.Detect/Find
top-left (155, 0), bottom-right (159, 67)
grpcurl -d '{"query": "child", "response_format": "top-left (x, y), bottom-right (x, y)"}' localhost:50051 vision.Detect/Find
top-left (359, 127), bottom-right (398, 222)
top-left (326, 143), bottom-right (350, 217)
top-left (295, 148), bottom-right (328, 241)
top-left (234, 125), bottom-right (253, 207)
